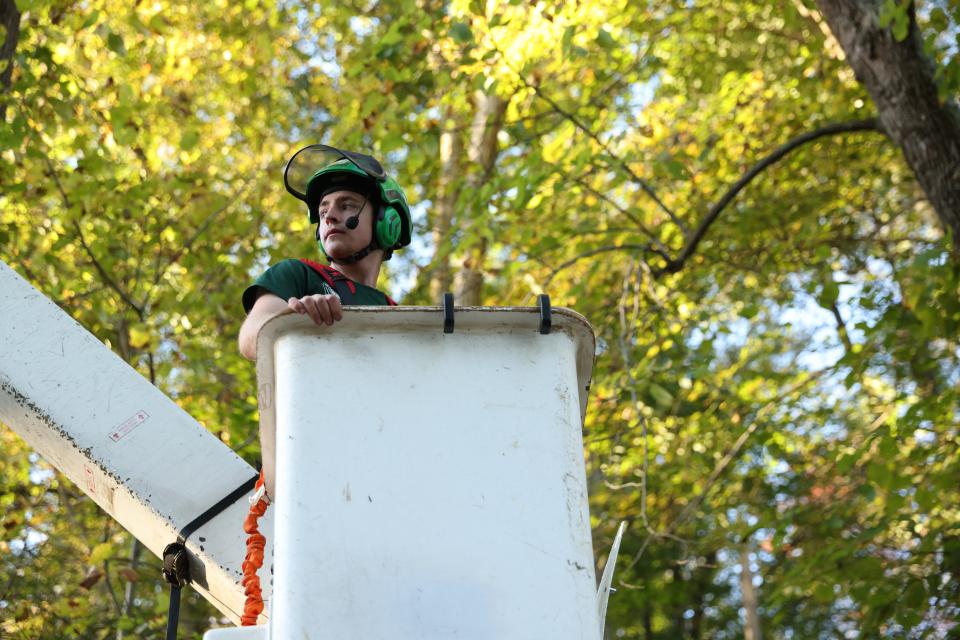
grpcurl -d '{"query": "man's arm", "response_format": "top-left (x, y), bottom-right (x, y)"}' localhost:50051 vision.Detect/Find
top-left (238, 289), bottom-right (345, 361)
top-left (238, 292), bottom-right (289, 361)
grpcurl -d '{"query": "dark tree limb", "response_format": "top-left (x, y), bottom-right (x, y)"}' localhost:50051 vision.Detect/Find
top-left (0, 0), bottom-right (20, 120)
top-left (830, 301), bottom-right (854, 353)
top-left (147, 181), bottom-right (254, 300)
top-left (71, 217), bottom-right (145, 319)
top-left (0, 0), bottom-right (18, 89)
top-left (654, 118), bottom-right (884, 276)
top-left (815, 0), bottom-right (960, 253)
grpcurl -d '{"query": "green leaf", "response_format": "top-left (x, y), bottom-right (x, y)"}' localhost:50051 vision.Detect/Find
top-left (866, 461), bottom-right (890, 488)
top-left (107, 32), bottom-right (126, 56)
top-left (648, 383), bottom-right (673, 408)
top-left (915, 485), bottom-right (935, 510)
top-left (929, 8), bottom-right (949, 33)
top-left (813, 582), bottom-right (834, 603)
top-left (562, 25), bottom-right (576, 55)
top-left (89, 542), bottom-right (114, 565)
top-left (81, 10), bottom-right (102, 30)
top-left (879, 0), bottom-right (911, 41)
top-left (597, 28), bottom-right (616, 49)
top-left (892, 14), bottom-right (909, 41)
top-left (449, 22), bottom-right (473, 44)
top-left (817, 281), bottom-right (839, 308)
top-left (180, 129), bottom-right (199, 151)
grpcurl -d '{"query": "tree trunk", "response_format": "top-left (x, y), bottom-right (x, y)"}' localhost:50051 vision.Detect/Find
top-left (740, 546), bottom-right (762, 640)
top-left (815, 0), bottom-right (960, 253)
top-left (455, 90), bottom-right (508, 305)
top-left (429, 109), bottom-right (462, 302)
top-left (643, 598), bottom-right (653, 640)
top-left (689, 550), bottom-right (716, 639)
top-left (115, 539), bottom-right (141, 640)
top-left (0, 0), bottom-right (21, 121)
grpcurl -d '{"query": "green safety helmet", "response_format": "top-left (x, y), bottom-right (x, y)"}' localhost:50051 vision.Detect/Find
top-left (283, 144), bottom-right (412, 260)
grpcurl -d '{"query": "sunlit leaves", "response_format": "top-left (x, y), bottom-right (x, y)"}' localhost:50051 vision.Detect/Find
top-left (2, 0), bottom-right (959, 637)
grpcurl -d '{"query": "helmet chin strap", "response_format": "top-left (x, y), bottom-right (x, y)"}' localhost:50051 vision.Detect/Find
top-left (334, 242), bottom-right (377, 265)
top-left (315, 223), bottom-right (378, 265)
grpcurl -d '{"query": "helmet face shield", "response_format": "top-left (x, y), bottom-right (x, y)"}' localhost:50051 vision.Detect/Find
top-left (283, 143), bottom-right (413, 251)
top-left (283, 144), bottom-right (386, 204)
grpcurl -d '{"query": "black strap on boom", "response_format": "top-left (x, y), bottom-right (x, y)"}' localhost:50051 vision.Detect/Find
top-left (162, 474), bottom-right (259, 640)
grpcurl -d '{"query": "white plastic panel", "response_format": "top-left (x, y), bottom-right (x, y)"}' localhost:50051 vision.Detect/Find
top-left (258, 308), bottom-right (598, 640)
top-left (0, 261), bottom-right (269, 624)
top-left (204, 625), bottom-right (268, 639)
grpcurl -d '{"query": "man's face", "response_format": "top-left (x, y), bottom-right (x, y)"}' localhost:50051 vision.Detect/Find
top-left (318, 190), bottom-right (376, 260)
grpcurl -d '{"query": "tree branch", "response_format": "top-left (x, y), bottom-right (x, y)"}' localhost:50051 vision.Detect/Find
top-left (816, 0), bottom-right (960, 255)
top-left (541, 244), bottom-right (668, 291)
top-left (567, 172), bottom-right (671, 253)
top-left (145, 172), bottom-right (260, 309)
top-left (523, 78), bottom-right (687, 232)
top-left (654, 118), bottom-right (884, 277)
top-left (623, 367), bottom-right (831, 574)
top-left (0, 0), bottom-right (20, 104)
top-left (490, 42), bottom-right (686, 232)
top-left (830, 301), bottom-right (853, 353)
top-left (43, 157), bottom-right (145, 318)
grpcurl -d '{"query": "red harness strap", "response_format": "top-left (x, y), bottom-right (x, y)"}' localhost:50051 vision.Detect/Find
top-left (299, 259), bottom-right (357, 294)
top-left (298, 259), bottom-right (397, 305)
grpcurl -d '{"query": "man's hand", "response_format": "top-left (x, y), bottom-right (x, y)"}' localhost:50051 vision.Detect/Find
top-left (239, 290), bottom-right (344, 361)
top-left (287, 293), bottom-right (343, 326)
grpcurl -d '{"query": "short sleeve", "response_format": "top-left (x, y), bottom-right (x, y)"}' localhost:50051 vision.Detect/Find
top-left (242, 259), bottom-right (311, 313)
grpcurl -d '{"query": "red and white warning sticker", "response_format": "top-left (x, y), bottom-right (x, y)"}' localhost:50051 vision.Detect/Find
top-left (109, 410), bottom-right (149, 442)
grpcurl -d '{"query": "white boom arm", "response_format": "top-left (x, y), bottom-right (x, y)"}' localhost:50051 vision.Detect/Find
top-left (0, 260), bottom-right (268, 624)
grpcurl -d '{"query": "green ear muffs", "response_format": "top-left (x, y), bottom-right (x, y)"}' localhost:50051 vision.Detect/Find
top-left (374, 205), bottom-right (402, 249)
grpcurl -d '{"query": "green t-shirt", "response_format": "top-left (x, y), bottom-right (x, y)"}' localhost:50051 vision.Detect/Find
top-left (243, 258), bottom-right (395, 313)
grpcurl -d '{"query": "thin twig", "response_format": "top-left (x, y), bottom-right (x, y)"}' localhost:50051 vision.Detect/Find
top-left (830, 301), bottom-right (853, 353)
top-left (568, 172), bottom-right (671, 251)
top-left (526, 80), bottom-right (685, 232)
top-left (147, 173), bottom-right (262, 306)
top-left (488, 42), bottom-right (685, 232)
top-left (616, 260), bottom-right (650, 528)
top-left (102, 560), bottom-right (124, 617)
top-left (43, 156), bottom-right (145, 318)
top-left (0, 0), bottom-right (21, 122)
top-left (542, 244), bottom-right (665, 292)
top-left (622, 366), bottom-right (832, 574)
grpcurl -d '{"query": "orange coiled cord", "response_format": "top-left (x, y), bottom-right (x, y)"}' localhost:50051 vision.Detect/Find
top-left (241, 471), bottom-right (270, 626)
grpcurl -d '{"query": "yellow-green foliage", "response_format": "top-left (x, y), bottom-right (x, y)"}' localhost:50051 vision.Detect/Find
top-left (1, 0), bottom-right (958, 638)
